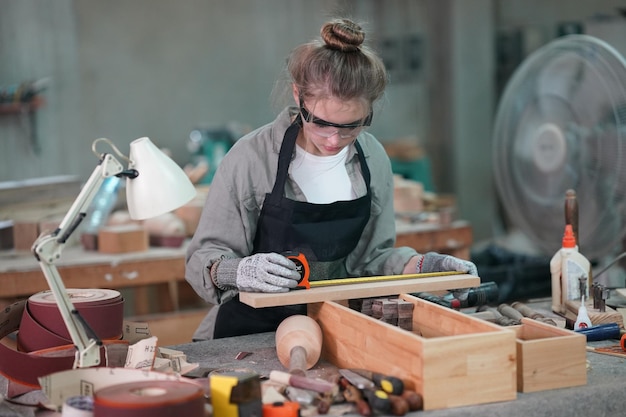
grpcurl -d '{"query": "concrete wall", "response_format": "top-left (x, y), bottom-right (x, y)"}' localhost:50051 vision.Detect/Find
top-left (1, 0), bottom-right (625, 247)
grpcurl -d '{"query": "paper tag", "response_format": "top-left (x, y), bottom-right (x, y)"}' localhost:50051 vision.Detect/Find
top-left (124, 336), bottom-right (158, 369)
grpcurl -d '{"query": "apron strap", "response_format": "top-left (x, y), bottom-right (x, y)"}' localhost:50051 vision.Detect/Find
top-left (267, 116), bottom-right (300, 205)
top-left (269, 117), bottom-right (371, 204)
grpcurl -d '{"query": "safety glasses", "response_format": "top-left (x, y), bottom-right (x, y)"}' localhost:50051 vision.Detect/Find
top-left (299, 99), bottom-right (372, 139)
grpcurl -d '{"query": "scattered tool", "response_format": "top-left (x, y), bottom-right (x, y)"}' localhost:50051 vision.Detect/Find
top-left (269, 370), bottom-right (336, 394)
top-left (262, 401), bottom-right (301, 417)
top-left (339, 369), bottom-right (393, 415)
top-left (575, 322), bottom-right (621, 341)
top-left (348, 369), bottom-right (404, 395)
top-left (497, 304), bottom-right (524, 324)
top-left (412, 292), bottom-right (459, 308)
top-left (275, 315), bottom-right (322, 376)
top-left (339, 376), bottom-right (371, 416)
top-left (399, 390), bottom-right (423, 412)
top-left (445, 282), bottom-right (500, 308)
top-left (474, 306), bottom-right (519, 326)
top-left (210, 371), bottom-right (262, 417)
top-left (511, 301), bottom-right (557, 326)
top-left (343, 368), bottom-right (423, 412)
top-left (586, 335), bottom-right (626, 358)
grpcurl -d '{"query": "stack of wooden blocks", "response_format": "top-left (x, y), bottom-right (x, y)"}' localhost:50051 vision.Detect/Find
top-left (352, 297), bottom-right (414, 331)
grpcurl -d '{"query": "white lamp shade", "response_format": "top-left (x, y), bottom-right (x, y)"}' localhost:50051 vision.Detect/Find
top-left (126, 137), bottom-right (196, 220)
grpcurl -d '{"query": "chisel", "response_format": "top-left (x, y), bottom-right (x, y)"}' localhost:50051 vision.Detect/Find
top-left (339, 369), bottom-right (394, 415)
top-left (348, 369), bottom-right (404, 395)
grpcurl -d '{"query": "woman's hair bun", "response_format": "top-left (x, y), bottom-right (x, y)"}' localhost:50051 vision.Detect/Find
top-left (320, 18), bottom-right (365, 52)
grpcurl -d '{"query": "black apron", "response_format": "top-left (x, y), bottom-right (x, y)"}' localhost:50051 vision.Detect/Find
top-left (213, 119), bottom-right (372, 338)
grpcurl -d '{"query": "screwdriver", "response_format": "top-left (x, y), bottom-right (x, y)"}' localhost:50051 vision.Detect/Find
top-left (349, 369), bottom-right (404, 395)
top-left (338, 370), bottom-right (392, 415)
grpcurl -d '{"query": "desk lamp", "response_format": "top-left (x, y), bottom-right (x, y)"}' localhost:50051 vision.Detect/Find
top-left (32, 137), bottom-right (196, 368)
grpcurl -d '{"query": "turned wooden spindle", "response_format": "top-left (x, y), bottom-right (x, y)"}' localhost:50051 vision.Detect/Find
top-left (275, 315), bottom-right (322, 376)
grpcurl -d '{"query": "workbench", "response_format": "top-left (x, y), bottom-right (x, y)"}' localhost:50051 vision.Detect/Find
top-left (0, 245), bottom-right (189, 314)
top-left (1, 329), bottom-right (624, 417)
top-left (173, 332), bottom-right (625, 417)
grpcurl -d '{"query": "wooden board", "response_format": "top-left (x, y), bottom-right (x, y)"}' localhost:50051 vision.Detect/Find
top-left (239, 273), bottom-right (479, 308)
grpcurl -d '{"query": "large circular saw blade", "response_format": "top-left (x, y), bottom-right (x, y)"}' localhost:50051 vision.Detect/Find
top-left (493, 35), bottom-right (626, 260)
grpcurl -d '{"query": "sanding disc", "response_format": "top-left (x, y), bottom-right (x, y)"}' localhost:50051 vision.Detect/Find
top-left (93, 380), bottom-right (206, 417)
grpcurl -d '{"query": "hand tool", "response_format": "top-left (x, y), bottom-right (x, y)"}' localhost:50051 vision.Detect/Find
top-left (287, 251), bottom-right (462, 291)
top-left (269, 370), bottom-right (336, 394)
top-left (210, 371), bottom-right (262, 417)
top-left (345, 369), bottom-right (421, 414)
top-left (338, 369), bottom-right (393, 415)
top-left (338, 376), bottom-right (371, 416)
top-left (275, 315), bottom-right (322, 376)
top-left (400, 390), bottom-right (424, 411)
top-left (348, 369), bottom-right (404, 395)
top-left (497, 303), bottom-right (523, 324)
top-left (283, 252), bottom-right (311, 289)
top-left (445, 281), bottom-right (500, 308)
top-left (412, 292), bottom-right (459, 308)
top-left (262, 401), bottom-right (300, 417)
top-left (575, 322), bottom-right (621, 341)
top-left (511, 301), bottom-right (557, 326)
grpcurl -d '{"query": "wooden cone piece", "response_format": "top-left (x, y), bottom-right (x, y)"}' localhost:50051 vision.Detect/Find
top-left (275, 315), bottom-right (322, 376)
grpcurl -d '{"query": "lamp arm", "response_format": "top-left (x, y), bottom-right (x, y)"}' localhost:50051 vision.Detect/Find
top-left (32, 153), bottom-right (127, 368)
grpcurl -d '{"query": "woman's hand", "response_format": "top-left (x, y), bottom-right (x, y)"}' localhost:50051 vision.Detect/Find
top-left (236, 253), bottom-right (302, 292)
top-left (408, 252), bottom-right (478, 276)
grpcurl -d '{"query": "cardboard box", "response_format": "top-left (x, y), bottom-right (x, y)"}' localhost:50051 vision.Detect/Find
top-left (512, 318), bottom-right (587, 393)
top-left (98, 224), bottom-right (148, 254)
top-left (308, 294), bottom-right (517, 410)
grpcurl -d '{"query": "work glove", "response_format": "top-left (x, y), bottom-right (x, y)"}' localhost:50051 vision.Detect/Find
top-left (419, 252), bottom-right (478, 276)
top-left (232, 253), bottom-right (301, 293)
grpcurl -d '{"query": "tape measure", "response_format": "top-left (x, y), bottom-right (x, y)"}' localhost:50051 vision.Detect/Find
top-left (283, 252), bottom-right (311, 289)
top-left (308, 270), bottom-right (461, 288)
top-left (283, 252), bottom-right (463, 290)
top-left (262, 401), bottom-right (300, 417)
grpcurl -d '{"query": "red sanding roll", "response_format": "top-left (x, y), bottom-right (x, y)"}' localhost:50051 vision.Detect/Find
top-left (17, 289), bottom-right (124, 352)
top-left (94, 380), bottom-right (206, 417)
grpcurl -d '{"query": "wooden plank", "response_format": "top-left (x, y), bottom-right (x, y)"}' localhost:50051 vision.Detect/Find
top-left (239, 273), bottom-right (479, 308)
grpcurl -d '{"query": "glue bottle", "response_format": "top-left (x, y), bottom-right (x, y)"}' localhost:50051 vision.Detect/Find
top-left (551, 224), bottom-right (590, 314)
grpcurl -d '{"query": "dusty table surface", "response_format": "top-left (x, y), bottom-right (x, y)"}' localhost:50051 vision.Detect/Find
top-left (3, 313), bottom-right (626, 417)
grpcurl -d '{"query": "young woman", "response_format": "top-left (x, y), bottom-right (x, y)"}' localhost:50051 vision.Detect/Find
top-left (186, 18), bottom-right (478, 339)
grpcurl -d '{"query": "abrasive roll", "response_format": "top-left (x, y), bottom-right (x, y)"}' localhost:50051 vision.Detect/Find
top-left (93, 380), bottom-right (206, 417)
top-left (17, 289), bottom-right (124, 352)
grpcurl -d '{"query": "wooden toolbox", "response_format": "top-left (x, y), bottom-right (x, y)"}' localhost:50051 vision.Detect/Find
top-left (308, 294), bottom-right (518, 410)
top-left (512, 318), bottom-right (587, 393)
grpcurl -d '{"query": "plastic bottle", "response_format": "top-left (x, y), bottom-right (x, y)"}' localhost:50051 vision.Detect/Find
top-left (551, 224), bottom-right (590, 314)
top-left (574, 295), bottom-right (592, 329)
top-left (83, 176), bottom-right (122, 234)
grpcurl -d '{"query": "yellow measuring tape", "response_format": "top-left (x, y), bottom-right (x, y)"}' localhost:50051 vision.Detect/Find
top-left (308, 270), bottom-right (462, 288)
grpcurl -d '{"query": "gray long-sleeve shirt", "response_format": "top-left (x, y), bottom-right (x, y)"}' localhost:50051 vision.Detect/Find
top-left (185, 107), bottom-right (417, 310)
